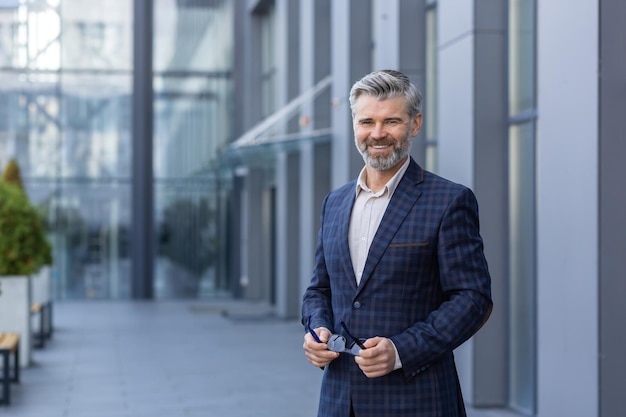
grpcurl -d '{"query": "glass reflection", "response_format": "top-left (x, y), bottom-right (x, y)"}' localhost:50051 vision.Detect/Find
top-left (0, 0), bottom-right (235, 300)
top-left (153, 0), bottom-right (234, 298)
top-left (508, 0), bottom-right (535, 116)
top-left (0, 0), bottom-right (133, 300)
top-left (507, 0), bottom-right (537, 413)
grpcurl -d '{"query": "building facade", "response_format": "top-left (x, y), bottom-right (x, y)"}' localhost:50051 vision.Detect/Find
top-left (0, 0), bottom-right (624, 416)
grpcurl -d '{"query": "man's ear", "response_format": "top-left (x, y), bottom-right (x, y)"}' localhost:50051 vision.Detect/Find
top-left (411, 113), bottom-right (423, 137)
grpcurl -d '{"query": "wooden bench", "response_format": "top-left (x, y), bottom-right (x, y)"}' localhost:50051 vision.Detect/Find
top-left (0, 332), bottom-right (20, 405)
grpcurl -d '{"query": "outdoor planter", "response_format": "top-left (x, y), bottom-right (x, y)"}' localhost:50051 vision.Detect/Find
top-left (0, 163), bottom-right (53, 368)
top-left (0, 275), bottom-right (32, 367)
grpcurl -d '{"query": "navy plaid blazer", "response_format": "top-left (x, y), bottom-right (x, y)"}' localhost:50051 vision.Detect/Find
top-left (302, 158), bottom-right (492, 417)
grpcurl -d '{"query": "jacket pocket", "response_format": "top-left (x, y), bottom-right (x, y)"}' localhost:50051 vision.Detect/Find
top-left (388, 241), bottom-right (428, 248)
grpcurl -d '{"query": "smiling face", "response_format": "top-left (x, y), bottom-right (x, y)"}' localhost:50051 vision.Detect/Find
top-left (353, 94), bottom-right (422, 172)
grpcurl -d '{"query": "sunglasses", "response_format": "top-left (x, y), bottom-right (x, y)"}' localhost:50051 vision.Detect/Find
top-left (307, 316), bottom-right (366, 356)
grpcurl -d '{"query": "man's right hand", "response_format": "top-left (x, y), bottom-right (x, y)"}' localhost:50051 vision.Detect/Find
top-left (303, 327), bottom-right (339, 368)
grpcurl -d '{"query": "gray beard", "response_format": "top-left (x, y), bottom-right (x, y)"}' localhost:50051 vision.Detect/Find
top-left (358, 140), bottom-right (411, 171)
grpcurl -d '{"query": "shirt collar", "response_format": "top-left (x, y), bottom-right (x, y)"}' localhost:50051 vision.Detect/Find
top-left (355, 157), bottom-right (410, 199)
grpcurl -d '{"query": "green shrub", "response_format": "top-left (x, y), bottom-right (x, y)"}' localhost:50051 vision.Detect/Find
top-left (159, 197), bottom-right (216, 275)
top-left (0, 182), bottom-right (52, 276)
top-left (1, 158), bottom-right (24, 190)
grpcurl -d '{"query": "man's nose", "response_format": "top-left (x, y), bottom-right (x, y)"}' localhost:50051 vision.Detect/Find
top-left (371, 123), bottom-right (387, 139)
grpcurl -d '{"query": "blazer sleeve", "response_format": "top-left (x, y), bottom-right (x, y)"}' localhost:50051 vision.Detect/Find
top-left (390, 186), bottom-right (492, 380)
top-left (301, 194), bottom-right (334, 331)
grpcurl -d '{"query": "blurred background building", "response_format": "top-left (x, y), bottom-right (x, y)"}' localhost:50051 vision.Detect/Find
top-left (0, 0), bottom-right (624, 416)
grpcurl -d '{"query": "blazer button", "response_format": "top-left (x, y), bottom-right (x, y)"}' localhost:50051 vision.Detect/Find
top-left (353, 301), bottom-right (361, 309)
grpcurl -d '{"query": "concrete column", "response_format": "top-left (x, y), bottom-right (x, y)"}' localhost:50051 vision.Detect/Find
top-left (372, 0), bottom-right (400, 68)
top-left (275, 152), bottom-right (301, 318)
top-left (398, 0), bottom-right (427, 166)
top-left (331, 0), bottom-right (372, 189)
top-left (131, 0), bottom-right (154, 299)
top-left (299, 0), bottom-right (316, 315)
top-left (437, 0), bottom-right (476, 402)
top-left (536, 1), bottom-right (599, 416)
top-left (437, 0), bottom-right (475, 186)
top-left (471, 0), bottom-right (508, 407)
top-left (298, 0), bottom-right (333, 315)
top-left (437, 0), bottom-right (508, 407)
top-left (273, 0), bottom-right (301, 317)
top-left (242, 167), bottom-right (272, 301)
top-left (599, 1), bottom-right (626, 415)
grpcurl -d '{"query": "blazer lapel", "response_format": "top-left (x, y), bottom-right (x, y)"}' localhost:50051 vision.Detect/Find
top-left (356, 159), bottom-right (424, 295)
top-left (336, 184), bottom-right (358, 291)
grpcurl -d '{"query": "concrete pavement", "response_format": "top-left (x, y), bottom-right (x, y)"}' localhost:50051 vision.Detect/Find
top-left (5, 300), bottom-right (322, 417)
top-left (4, 300), bottom-right (510, 417)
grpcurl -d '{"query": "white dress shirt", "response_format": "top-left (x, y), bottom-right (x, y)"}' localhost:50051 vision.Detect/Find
top-left (348, 158), bottom-right (410, 370)
top-left (349, 158), bottom-right (410, 285)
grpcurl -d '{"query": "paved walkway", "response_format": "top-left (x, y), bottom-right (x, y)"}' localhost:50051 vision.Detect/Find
top-left (5, 300), bottom-right (322, 417)
top-left (5, 300), bottom-right (511, 417)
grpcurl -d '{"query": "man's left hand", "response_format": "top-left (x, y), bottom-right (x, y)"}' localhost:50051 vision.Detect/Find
top-left (354, 337), bottom-right (396, 378)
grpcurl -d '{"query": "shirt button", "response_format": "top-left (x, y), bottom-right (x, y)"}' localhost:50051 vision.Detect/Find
top-left (353, 301), bottom-right (361, 309)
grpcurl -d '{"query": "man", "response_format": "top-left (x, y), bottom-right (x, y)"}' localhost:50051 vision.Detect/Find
top-left (301, 70), bottom-right (492, 417)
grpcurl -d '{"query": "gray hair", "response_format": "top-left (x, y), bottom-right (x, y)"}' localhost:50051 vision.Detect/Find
top-left (348, 70), bottom-right (423, 119)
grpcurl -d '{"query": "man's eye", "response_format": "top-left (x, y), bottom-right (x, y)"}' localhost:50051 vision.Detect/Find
top-left (386, 120), bottom-right (400, 126)
top-left (360, 121), bottom-right (373, 126)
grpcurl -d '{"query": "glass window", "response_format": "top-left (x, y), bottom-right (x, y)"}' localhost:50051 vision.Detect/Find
top-left (424, 1), bottom-right (438, 172)
top-left (508, 121), bottom-right (536, 414)
top-left (153, 0), bottom-right (234, 298)
top-left (508, 0), bottom-right (536, 414)
top-left (509, 0), bottom-right (535, 117)
top-left (0, 0), bottom-right (133, 300)
top-left (260, 2), bottom-right (277, 119)
top-left (61, 2), bottom-right (132, 70)
top-left (0, 0), bottom-right (235, 300)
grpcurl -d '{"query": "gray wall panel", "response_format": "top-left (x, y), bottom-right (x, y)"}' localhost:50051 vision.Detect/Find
top-left (599, 0), bottom-right (626, 415)
top-left (471, 0), bottom-right (508, 406)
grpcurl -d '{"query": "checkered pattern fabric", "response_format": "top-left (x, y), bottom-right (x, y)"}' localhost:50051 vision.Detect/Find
top-left (302, 158), bottom-right (492, 417)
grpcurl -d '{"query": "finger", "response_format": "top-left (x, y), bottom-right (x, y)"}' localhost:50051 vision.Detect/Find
top-left (354, 340), bottom-right (395, 378)
top-left (305, 350), bottom-right (335, 363)
top-left (304, 332), bottom-right (321, 345)
top-left (356, 361), bottom-right (385, 377)
top-left (358, 338), bottom-right (384, 359)
top-left (317, 328), bottom-right (332, 343)
top-left (354, 351), bottom-right (379, 366)
top-left (304, 343), bottom-right (336, 358)
top-left (357, 359), bottom-right (391, 378)
top-left (305, 348), bottom-right (338, 367)
top-left (303, 335), bottom-right (338, 360)
top-left (362, 336), bottom-right (383, 349)
top-left (363, 369), bottom-right (386, 378)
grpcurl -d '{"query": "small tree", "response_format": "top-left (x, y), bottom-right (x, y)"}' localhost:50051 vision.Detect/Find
top-left (0, 182), bottom-right (52, 275)
top-left (0, 159), bottom-right (52, 274)
top-left (1, 158), bottom-right (24, 190)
